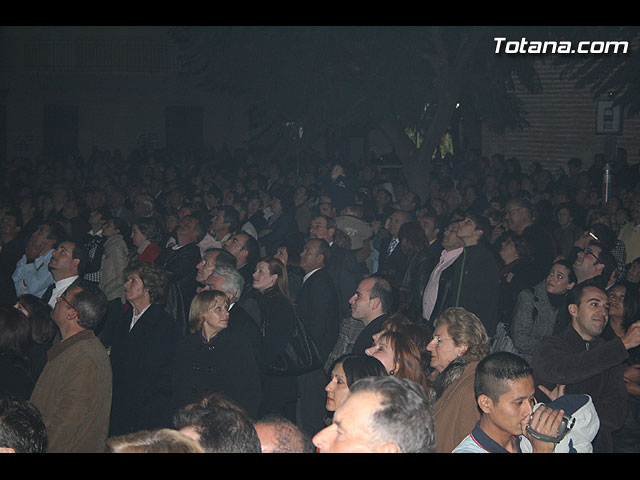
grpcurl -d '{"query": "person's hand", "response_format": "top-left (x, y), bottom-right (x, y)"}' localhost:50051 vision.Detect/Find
top-left (622, 322), bottom-right (640, 350)
top-left (523, 405), bottom-right (565, 453)
top-left (624, 364), bottom-right (640, 385)
top-left (538, 384), bottom-right (565, 402)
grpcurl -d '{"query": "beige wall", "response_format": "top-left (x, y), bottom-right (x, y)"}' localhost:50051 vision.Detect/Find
top-left (481, 59), bottom-right (640, 172)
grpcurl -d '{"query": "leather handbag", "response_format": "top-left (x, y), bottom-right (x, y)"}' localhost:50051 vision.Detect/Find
top-left (263, 310), bottom-right (323, 377)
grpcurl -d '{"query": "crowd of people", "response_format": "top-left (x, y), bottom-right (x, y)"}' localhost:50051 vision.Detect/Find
top-left (1, 143), bottom-right (640, 453)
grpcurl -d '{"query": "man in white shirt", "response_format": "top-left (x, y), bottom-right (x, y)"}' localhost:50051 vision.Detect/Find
top-left (44, 240), bottom-right (88, 309)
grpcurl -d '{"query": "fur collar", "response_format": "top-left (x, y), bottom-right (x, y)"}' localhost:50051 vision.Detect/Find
top-left (431, 356), bottom-right (472, 401)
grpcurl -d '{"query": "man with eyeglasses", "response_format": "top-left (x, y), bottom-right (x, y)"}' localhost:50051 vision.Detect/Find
top-left (30, 279), bottom-right (111, 452)
top-left (572, 240), bottom-right (616, 287)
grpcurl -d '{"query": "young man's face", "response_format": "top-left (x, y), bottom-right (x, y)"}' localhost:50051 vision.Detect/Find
top-left (570, 285), bottom-right (609, 341)
top-left (483, 376), bottom-right (536, 438)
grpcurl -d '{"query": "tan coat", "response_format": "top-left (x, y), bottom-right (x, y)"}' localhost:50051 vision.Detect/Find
top-left (30, 330), bottom-right (112, 453)
top-left (431, 360), bottom-right (481, 453)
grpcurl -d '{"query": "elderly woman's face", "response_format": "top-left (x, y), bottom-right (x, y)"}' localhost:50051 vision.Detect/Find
top-left (124, 273), bottom-right (148, 304)
top-left (426, 323), bottom-right (468, 374)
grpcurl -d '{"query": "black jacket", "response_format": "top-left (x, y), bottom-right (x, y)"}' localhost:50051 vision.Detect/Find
top-left (295, 268), bottom-right (340, 361)
top-left (108, 304), bottom-right (179, 436)
top-left (531, 325), bottom-right (629, 453)
top-left (439, 243), bottom-right (500, 337)
top-left (171, 329), bottom-right (262, 419)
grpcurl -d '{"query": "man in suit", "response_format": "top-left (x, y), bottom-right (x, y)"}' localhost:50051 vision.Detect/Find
top-left (309, 215), bottom-right (363, 320)
top-left (43, 241), bottom-right (89, 311)
top-left (349, 275), bottom-right (393, 355)
top-left (376, 209), bottom-right (411, 289)
top-left (223, 231), bottom-right (259, 294)
top-left (156, 214), bottom-right (203, 335)
top-left (296, 238), bottom-right (340, 436)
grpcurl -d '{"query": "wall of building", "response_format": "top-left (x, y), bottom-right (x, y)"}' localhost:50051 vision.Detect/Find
top-left (481, 59), bottom-right (640, 173)
top-left (0, 26), bottom-right (249, 162)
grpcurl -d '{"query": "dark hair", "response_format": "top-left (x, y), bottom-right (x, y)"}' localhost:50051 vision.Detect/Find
top-left (398, 221), bottom-right (429, 256)
top-left (587, 223), bottom-right (615, 252)
top-left (611, 282), bottom-right (640, 332)
top-left (465, 212), bottom-right (491, 242)
top-left (242, 233), bottom-right (260, 267)
top-left (111, 216), bottom-right (132, 239)
top-left (0, 396), bottom-right (47, 453)
top-left (203, 247), bottom-right (237, 270)
top-left (567, 279), bottom-right (607, 309)
top-left (368, 275), bottom-right (393, 314)
top-left (551, 259), bottom-right (578, 286)
top-left (218, 205), bottom-right (240, 233)
top-left (133, 217), bottom-right (164, 244)
top-left (349, 376), bottom-right (436, 453)
top-left (330, 354), bottom-right (388, 388)
top-left (70, 242), bottom-right (89, 275)
top-left (0, 306), bottom-right (31, 366)
top-left (474, 351), bottom-right (532, 403)
top-left (40, 219), bottom-right (67, 245)
top-left (123, 262), bottom-right (168, 305)
top-left (306, 237), bottom-right (331, 265)
top-left (16, 294), bottom-right (57, 345)
top-left (185, 406), bottom-right (261, 453)
top-left (68, 278), bottom-right (108, 331)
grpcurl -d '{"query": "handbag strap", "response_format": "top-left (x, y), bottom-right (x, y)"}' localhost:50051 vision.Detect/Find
top-left (455, 248), bottom-right (467, 307)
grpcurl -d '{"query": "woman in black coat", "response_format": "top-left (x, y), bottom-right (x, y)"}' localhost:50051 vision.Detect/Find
top-left (252, 256), bottom-right (298, 423)
top-left (171, 290), bottom-right (262, 419)
top-left (0, 306), bottom-right (35, 401)
top-left (108, 262), bottom-right (179, 436)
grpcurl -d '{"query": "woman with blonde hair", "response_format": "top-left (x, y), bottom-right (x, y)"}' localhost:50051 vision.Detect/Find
top-left (426, 307), bottom-right (490, 453)
top-left (171, 290), bottom-right (262, 419)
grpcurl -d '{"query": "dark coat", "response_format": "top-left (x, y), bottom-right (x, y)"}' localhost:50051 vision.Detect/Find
top-left (351, 314), bottom-right (388, 355)
top-left (401, 249), bottom-right (437, 322)
top-left (108, 303), bottom-right (179, 436)
top-left (326, 244), bottom-right (364, 320)
top-left (295, 268), bottom-right (340, 361)
top-left (377, 236), bottom-right (409, 289)
top-left (0, 355), bottom-right (34, 401)
top-left (531, 325), bottom-right (630, 453)
top-left (154, 242), bottom-right (201, 285)
top-left (171, 328), bottom-right (262, 419)
top-left (439, 243), bottom-right (500, 337)
top-left (255, 291), bottom-right (298, 418)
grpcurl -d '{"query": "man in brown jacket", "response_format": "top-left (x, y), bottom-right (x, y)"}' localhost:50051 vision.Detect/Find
top-left (30, 278), bottom-right (112, 453)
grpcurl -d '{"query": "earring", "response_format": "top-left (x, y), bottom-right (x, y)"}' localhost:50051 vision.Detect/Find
top-left (389, 369), bottom-right (395, 376)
